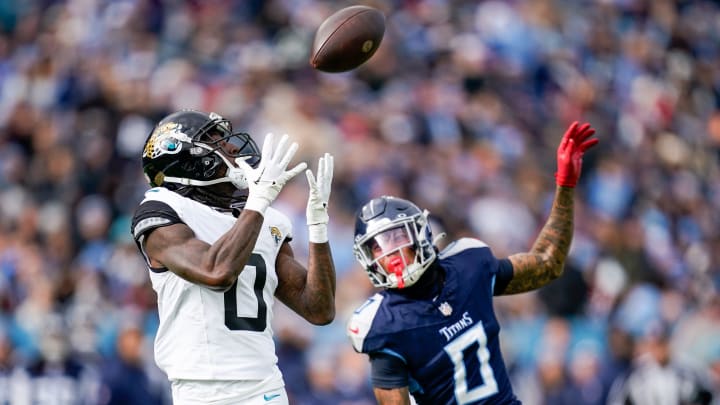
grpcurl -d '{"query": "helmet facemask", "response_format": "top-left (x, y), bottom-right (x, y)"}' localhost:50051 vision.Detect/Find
top-left (353, 209), bottom-right (436, 289)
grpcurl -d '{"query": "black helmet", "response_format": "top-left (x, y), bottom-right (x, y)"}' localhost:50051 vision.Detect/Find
top-left (353, 196), bottom-right (436, 289)
top-left (142, 110), bottom-right (260, 210)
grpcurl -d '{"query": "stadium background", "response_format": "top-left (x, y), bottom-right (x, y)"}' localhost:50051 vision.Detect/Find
top-left (0, 0), bottom-right (718, 403)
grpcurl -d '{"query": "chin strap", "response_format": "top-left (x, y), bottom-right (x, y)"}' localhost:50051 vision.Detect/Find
top-left (164, 151), bottom-right (245, 188)
top-left (163, 175), bottom-right (232, 187)
top-left (432, 232), bottom-right (447, 246)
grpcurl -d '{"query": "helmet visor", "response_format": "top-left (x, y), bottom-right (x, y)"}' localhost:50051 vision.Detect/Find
top-left (360, 225), bottom-right (414, 264)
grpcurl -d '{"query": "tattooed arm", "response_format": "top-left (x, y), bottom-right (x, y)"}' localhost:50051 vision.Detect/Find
top-left (501, 121), bottom-right (598, 295)
top-left (275, 241), bottom-right (336, 325)
top-left (503, 186), bottom-right (574, 294)
top-left (374, 387), bottom-right (411, 405)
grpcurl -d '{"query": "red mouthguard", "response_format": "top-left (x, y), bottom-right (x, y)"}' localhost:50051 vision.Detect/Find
top-left (389, 257), bottom-right (405, 289)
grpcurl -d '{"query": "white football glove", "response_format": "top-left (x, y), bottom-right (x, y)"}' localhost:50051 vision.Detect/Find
top-left (236, 133), bottom-right (307, 215)
top-left (305, 153), bottom-right (334, 243)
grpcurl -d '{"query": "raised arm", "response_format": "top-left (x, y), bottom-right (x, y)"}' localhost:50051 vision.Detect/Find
top-left (503, 122), bottom-right (598, 294)
top-left (275, 153), bottom-right (336, 325)
top-left (143, 133), bottom-right (307, 291)
top-left (143, 211), bottom-right (263, 290)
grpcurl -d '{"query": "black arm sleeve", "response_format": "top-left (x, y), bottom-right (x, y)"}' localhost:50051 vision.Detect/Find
top-left (369, 352), bottom-right (409, 389)
top-left (493, 258), bottom-right (514, 296)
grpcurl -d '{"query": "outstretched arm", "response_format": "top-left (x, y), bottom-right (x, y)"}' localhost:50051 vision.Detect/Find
top-left (504, 186), bottom-right (574, 294)
top-left (275, 153), bottom-right (336, 325)
top-left (503, 122), bottom-right (598, 295)
top-left (143, 211), bottom-right (263, 290)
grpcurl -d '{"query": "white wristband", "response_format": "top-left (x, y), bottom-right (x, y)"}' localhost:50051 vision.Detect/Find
top-left (243, 197), bottom-right (269, 216)
top-left (308, 224), bottom-right (328, 244)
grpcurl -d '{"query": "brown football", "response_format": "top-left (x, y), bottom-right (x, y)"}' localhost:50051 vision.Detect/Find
top-left (310, 5), bottom-right (385, 73)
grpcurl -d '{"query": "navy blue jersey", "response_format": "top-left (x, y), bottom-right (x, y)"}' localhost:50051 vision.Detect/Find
top-left (347, 238), bottom-right (519, 405)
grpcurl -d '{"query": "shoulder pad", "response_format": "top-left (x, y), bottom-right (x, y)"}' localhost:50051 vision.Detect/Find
top-left (347, 293), bottom-right (384, 353)
top-left (439, 238), bottom-right (488, 259)
top-left (142, 187), bottom-right (178, 203)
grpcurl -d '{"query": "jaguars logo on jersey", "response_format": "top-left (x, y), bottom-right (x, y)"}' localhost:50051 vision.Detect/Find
top-left (269, 226), bottom-right (283, 246)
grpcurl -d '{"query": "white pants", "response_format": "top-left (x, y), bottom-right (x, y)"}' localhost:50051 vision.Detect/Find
top-left (170, 369), bottom-right (287, 405)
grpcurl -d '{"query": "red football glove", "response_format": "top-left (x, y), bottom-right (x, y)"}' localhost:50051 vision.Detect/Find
top-left (555, 121), bottom-right (599, 188)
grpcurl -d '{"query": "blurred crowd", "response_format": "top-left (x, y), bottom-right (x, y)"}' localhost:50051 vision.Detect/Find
top-left (0, 0), bottom-right (719, 403)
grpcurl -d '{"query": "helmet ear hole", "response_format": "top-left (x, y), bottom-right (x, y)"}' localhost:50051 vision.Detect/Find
top-left (200, 156), bottom-right (218, 178)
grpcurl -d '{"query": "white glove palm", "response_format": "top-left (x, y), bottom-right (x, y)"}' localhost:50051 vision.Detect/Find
top-left (306, 153), bottom-right (334, 243)
top-left (236, 133), bottom-right (307, 215)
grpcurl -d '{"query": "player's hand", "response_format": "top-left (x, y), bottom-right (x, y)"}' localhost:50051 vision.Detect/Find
top-left (305, 153), bottom-right (334, 243)
top-left (555, 121), bottom-right (599, 188)
top-left (237, 133), bottom-right (307, 215)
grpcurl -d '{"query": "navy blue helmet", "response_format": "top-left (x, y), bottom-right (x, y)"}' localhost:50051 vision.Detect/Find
top-left (353, 196), bottom-right (436, 289)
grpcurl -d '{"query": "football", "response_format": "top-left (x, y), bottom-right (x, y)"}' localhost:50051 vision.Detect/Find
top-left (310, 5), bottom-right (385, 73)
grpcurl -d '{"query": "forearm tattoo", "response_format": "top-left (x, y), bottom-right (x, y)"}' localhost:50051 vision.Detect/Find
top-left (504, 187), bottom-right (574, 294)
top-left (306, 242), bottom-right (337, 312)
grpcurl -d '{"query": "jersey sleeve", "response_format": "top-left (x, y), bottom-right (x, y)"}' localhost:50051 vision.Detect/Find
top-left (369, 351), bottom-right (409, 389)
top-left (130, 196), bottom-right (183, 269)
top-left (439, 238), bottom-right (513, 296)
top-left (493, 258), bottom-right (514, 295)
top-left (131, 200), bottom-right (182, 241)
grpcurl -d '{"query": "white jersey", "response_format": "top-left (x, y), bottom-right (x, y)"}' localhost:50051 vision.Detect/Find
top-left (131, 187), bottom-right (291, 382)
